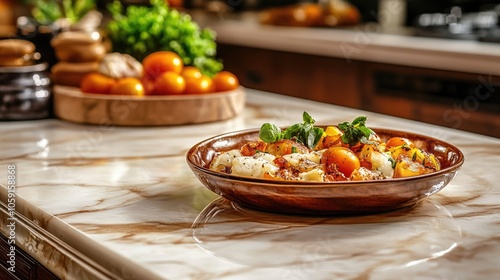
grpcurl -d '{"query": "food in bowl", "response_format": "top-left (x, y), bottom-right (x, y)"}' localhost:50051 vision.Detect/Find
top-left (209, 112), bottom-right (442, 182)
top-left (186, 119), bottom-right (464, 214)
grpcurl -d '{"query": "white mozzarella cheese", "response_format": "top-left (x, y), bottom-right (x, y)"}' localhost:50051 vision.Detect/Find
top-left (283, 151), bottom-right (323, 166)
top-left (370, 151), bottom-right (394, 178)
top-left (298, 168), bottom-right (325, 182)
top-left (231, 156), bottom-right (279, 178)
top-left (209, 150), bottom-right (242, 172)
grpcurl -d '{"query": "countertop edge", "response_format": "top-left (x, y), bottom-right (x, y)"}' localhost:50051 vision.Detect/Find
top-left (0, 186), bottom-right (163, 280)
top-left (1, 202), bottom-right (112, 279)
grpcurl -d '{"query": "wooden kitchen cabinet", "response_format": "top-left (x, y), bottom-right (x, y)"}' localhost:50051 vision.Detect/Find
top-left (0, 235), bottom-right (59, 280)
top-left (359, 62), bottom-right (500, 137)
top-left (217, 43), bottom-right (500, 138)
top-left (217, 44), bottom-right (363, 109)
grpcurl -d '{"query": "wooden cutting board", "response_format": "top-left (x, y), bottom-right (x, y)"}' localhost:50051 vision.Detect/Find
top-left (53, 85), bottom-right (246, 126)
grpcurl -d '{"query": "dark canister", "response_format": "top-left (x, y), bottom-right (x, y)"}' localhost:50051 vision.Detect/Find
top-left (0, 63), bottom-right (52, 120)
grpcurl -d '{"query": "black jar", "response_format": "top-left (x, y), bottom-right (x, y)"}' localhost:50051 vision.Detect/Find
top-left (0, 63), bottom-right (53, 120)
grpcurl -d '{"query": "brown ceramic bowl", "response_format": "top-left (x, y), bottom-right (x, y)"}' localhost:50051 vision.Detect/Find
top-left (186, 128), bottom-right (464, 215)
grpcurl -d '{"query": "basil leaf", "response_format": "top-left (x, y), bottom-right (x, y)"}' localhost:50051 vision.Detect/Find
top-left (283, 123), bottom-right (302, 139)
top-left (338, 122), bottom-right (349, 131)
top-left (300, 123), bottom-right (312, 146)
top-left (352, 116), bottom-right (367, 126)
top-left (310, 127), bottom-right (324, 148)
top-left (337, 116), bottom-right (373, 146)
top-left (258, 111), bottom-right (323, 149)
top-left (341, 134), bottom-right (351, 146)
top-left (388, 157), bottom-right (397, 169)
top-left (358, 126), bottom-right (372, 138)
top-left (259, 123), bottom-right (283, 143)
top-left (302, 111), bottom-right (315, 124)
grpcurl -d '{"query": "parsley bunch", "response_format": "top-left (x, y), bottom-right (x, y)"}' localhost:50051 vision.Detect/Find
top-left (259, 112), bottom-right (324, 149)
top-left (106, 0), bottom-right (223, 76)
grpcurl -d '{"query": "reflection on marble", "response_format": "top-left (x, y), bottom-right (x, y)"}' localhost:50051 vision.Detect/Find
top-left (1, 89), bottom-right (500, 279)
top-left (192, 198), bottom-right (461, 271)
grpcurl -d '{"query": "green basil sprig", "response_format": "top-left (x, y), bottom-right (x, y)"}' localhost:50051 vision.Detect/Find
top-left (259, 112), bottom-right (324, 149)
top-left (337, 116), bottom-right (374, 146)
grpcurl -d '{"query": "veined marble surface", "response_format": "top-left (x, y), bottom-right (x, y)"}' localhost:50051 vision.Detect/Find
top-left (1, 89), bottom-right (500, 280)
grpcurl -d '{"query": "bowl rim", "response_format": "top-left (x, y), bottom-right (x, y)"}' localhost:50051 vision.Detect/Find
top-left (186, 127), bottom-right (465, 186)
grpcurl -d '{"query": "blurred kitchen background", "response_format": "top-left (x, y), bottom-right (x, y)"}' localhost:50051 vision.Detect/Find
top-left (1, 0), bottom-right (499, 137)
top-left (3, 0), bottom-right (500, 44)
top-left (3, 0), bottom-right (500, 65)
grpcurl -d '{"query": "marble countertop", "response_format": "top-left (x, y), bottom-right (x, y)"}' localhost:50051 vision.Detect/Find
top-left (191, 11), bottom-right (500, 76)
top-left (1, 88), bottom-right (500, 279)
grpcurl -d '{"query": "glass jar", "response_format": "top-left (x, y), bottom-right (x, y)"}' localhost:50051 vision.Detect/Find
top-left (0, 63), bottom-right (53, 120)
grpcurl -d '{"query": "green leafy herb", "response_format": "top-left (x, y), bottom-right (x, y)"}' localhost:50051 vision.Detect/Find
top-left (401, 143), bottom-right (412, 151)
top-left (259, 123), bottom-right (282, 143)
top-left (107, 0), bottom-right (223, 76)
top-left (388, 157), bottom-right (396, 169)
top-left (337, 116), bottom-right (375, 146)
top-left (29, 0), bottom-right (96, 23)
top-left (258, 111), bottom-right (324, 149)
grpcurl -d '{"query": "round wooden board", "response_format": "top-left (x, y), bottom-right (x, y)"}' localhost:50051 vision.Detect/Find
top-left (53, 85), bottom-right (246, 126)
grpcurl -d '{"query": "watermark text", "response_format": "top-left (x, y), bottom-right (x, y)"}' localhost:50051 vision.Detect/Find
top-left (6, 164), bottom-right (17, 273)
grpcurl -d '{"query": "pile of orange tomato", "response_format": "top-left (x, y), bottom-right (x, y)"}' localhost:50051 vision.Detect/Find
top-left (80, 51), bottom-right (239, 96)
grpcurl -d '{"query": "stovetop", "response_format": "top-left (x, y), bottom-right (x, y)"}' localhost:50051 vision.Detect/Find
top-left (413, 6), bottom-right (500, 43)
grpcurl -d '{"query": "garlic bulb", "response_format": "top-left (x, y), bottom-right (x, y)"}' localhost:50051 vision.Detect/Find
top-left (99, 52), bottom-right (143, 79)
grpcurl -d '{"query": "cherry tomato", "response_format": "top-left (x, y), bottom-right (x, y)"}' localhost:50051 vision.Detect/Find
top-left (181, 66), bottom-right (202, 80)
top-left (240, 141), bottom-right (268, 157)
top-left (265, 139), bottom-right (309, 156)
top-left (80, 72), bottom-right (116, 94)
top-left (320, 146), bottom-right (360, 177)
top-left (184, 75), bottom-right (214, 94)
top-left (142, 51), bottom-right (183, 79)
top-left (141, 74), bottom-right (156, 95)
top-left (385, 137), bottom-right (414, 150)
top-left (319, 134), bottom-right (343, 149)
top-left (393, 157), bottom-right (425, 178)
top-left (166, 0), bottom-right (183, 7)
top-left (315, 126), bottom-right (342, 150)
top-left (212, 71), bottom-right (239, 92)
top-left (152, 72), bottom-right (186, 95)
top-left (110, 77), bottom-right (145, 96)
